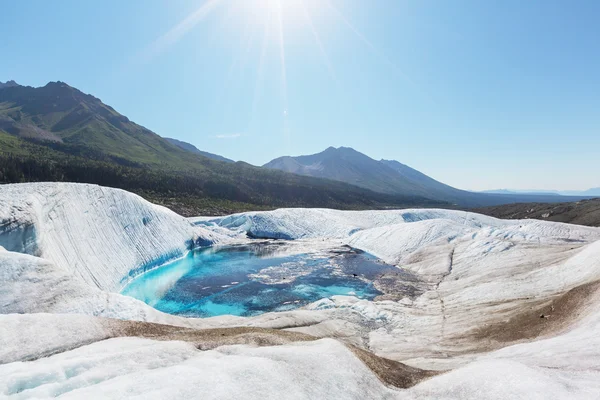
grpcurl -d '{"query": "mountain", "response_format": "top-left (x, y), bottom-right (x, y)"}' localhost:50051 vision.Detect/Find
top-left (481, 189), bottom-right (561, 196)
top-left (554, 188), bottom-right (600, 197)
top-left (481, 189), bottom-right (518, 195)
top-left (264, 147), bottom-right (592, 207)
top-left (378, 159), bottom-right (485, 205)
top-left (265, 147), bottom-right (427, 195)
top-left (0, 81), bottom-right (197, 166)
top-left (582, 188), bottom-right (600, 196)
top-left (164, 137), bottom-right (234, 163)
top-left (0, 80), bottom-right (18, 89)
top-left (0, 81), bottom-right (443, 215)
top-left (482, 188), bottom-right (600, 197)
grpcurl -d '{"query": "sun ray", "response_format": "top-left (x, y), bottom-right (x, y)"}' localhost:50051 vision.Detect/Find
top-left (239, 17), bottom-right (259, 74)
top-left (215, 8), bottom-right (253, 108)
top-left (325, 0), bottom-right (434, 103)
top-left (251, 7), bottom-right (273, 123)
top-left (140, 0), bottom-right (226, 63)
top-left (300, 1), bottom-right (339, 86)
top-left (274, 0), bottom-right (292, 149)
top-left (275, 0), bottom-right (288, 111)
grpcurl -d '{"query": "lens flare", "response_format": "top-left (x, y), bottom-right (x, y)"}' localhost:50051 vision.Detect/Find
top-left (135, 0), bottom-right (427, 143)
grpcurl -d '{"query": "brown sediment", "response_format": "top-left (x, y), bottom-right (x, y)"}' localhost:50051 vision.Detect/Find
top-left (373, 270), bottom-right (428, 301)
top-left (105, 277), bottom-right (600, 388)
top-left (109, 321), bottom-right (316, 350)
top-left (103, 319), bottom-right (439, 389)
top-left (467, 279), bottom-right (600, 347)
top-left (348, 345), bottom-right (441, 389)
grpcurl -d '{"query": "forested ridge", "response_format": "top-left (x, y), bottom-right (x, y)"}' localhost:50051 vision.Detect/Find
top-left (0, 132), bottom-right (442, 216)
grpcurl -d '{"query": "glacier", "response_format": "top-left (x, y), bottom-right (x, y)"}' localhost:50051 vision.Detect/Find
top-left (2, 183), bottom-right (600, 399)
top-left (0, 183), bottom-right (227, 292)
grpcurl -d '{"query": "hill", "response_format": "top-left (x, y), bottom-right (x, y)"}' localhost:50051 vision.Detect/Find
top-left (0, 81), bottom-right (444, 215)
top-left (475, 198), bottom-right (600, 227)
top-left (264, 147), bottom-right (591, 207)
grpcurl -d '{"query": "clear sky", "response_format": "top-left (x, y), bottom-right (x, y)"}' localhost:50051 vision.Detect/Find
top-left (1, 0), bottom-right (599, 191)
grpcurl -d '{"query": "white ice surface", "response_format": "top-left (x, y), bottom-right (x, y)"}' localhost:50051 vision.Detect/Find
top-left (3, 185), bottom-right (600, 399)
top-left (0, 183), bottom-right (227, 292)
top-left (0, 336), bottom-right (402, 400)
top-left (0, 313), bottom-right (111, 364)
top-left (206, 208), bottom-right (600, 260)
top-left (201, 208), bottom-right (512, 240)
top-left (1, 312), bottom-right (599, 399)
top-left (204, 208), bottom-right (600, 368)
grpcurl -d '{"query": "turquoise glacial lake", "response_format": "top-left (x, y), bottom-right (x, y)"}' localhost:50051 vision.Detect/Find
top-left (122, 242), bottom-right (394, 318)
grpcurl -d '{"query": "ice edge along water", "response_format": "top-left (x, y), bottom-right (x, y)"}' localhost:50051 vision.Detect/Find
top-left (1, 183), bottom-right (600, 399)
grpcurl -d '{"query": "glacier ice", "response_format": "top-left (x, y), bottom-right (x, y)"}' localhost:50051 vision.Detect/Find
top-left (2, 183), bottom-right (600, 399)
top-left (0, 183), bottom-right (227, 292)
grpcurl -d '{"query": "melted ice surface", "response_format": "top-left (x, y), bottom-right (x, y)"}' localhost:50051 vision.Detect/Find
top-left (122, 243), bottom-right (394, 317)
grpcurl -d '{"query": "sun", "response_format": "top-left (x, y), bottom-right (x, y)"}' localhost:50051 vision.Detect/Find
top-left (236, 0), bottom-right (316, 29)
top-left (139, 0), bottom-right (409, 143)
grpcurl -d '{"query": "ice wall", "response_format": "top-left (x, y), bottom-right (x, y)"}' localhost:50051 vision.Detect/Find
top-left (0, 183), bottom-right (224, 292)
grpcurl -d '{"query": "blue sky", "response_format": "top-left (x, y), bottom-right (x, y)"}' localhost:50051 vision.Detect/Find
top-left (1, 0), bottom-right (599, 191)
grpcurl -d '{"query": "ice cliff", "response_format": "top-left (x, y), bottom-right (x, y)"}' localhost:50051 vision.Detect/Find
top-left (0, 183), bottom-right (224, 292)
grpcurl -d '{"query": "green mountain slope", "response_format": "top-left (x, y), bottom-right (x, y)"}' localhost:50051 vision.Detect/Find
top-left (0, 82), bottom-right (207, 169)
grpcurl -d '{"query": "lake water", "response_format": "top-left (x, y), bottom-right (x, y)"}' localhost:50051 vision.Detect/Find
top-left (121, 242), bottom-right (395, 318)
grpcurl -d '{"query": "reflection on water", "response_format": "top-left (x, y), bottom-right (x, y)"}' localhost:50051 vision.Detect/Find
top-left (121, 243), bottom-right (397, 318)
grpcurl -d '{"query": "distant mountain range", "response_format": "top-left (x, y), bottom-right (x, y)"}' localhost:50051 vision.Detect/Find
top-left (0, 80), bottom-right (18, 90)
top-left (164, 137), bottom-right (234, 163)
top-left (0, 80), bottom-right (442, 215)
top-left (0, 79), bottom-right (594, 214)
top-left (264, 147), bottom-right (595, 207)
top-left (482, 188), bottom-right (600, 197)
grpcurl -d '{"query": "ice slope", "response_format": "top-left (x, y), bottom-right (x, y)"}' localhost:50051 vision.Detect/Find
top-left (1, 311), bottom-right (599, 399)
top-left (294, 239), bottom-right (600, 367)
top-left (410, 359), bottom-right (600, 399)
top-left (346, 219), bottom-right (473, 264)
top-left (199, 208), bottom-right (514, 240)
top-left (408, 288), bottom-right (600, 399)
top-left (206, 209), bottom-right (600, 368)
top-left (204, 208), bottom-right (600, 273)
top-left (0, 332), bottom-right (402, 400)
top-left (203, 208), bottom-right (600, 246)
top-left (0, 183), bottom-right (224, 292)
top-left (0, 249), bottom-right (218, 325)
top-left (0, 313), bottom-right (112, 364)
top-left (3, 187), bottom-right (600, 398)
